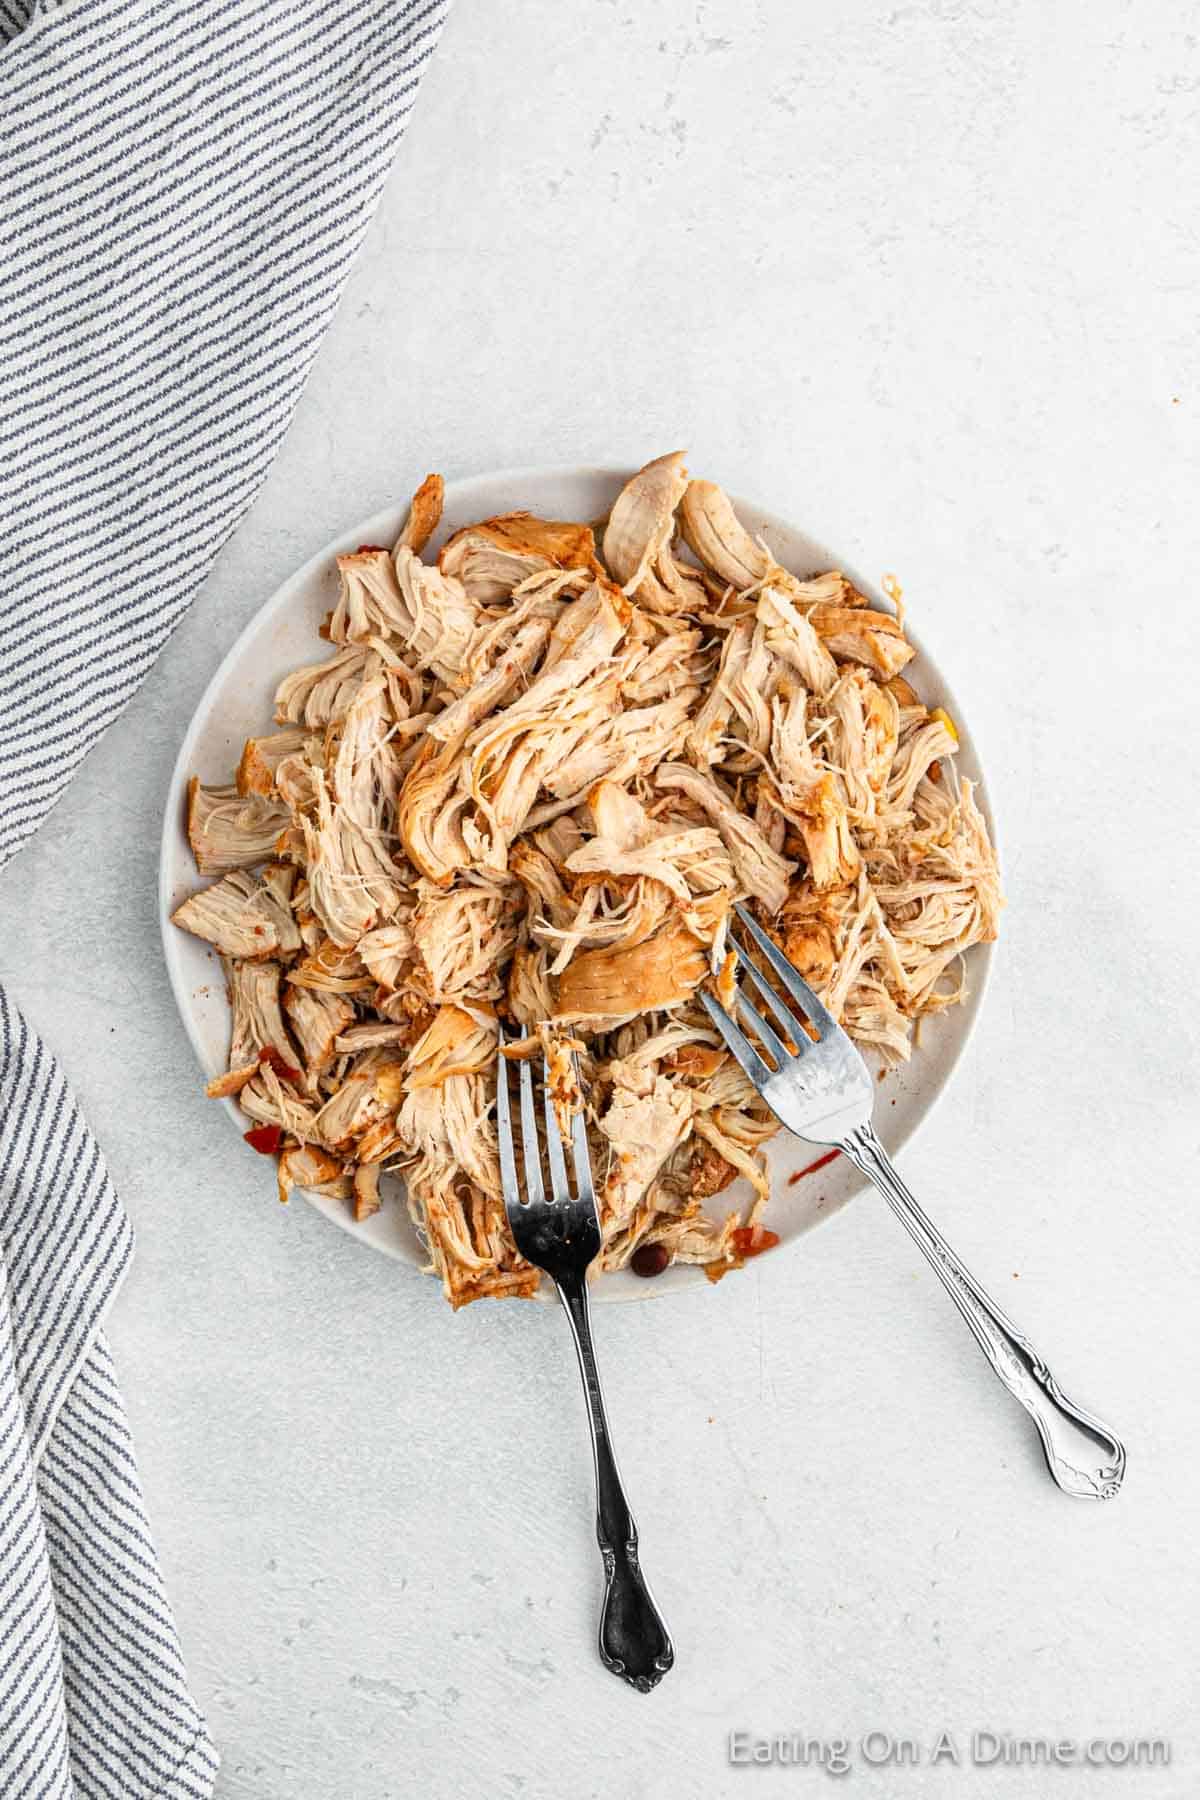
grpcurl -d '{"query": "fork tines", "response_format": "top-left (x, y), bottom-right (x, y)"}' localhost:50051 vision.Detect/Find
top-left (732, 902), bottom-right (837, 1038)
top-left (700, 902), bottom-right (833, 1078)
top-left (495, 1027), bottom-right (597, 1223)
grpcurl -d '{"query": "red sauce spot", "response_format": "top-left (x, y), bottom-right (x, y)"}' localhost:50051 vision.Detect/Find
top-left (355, 544), bottom-right (389, 554)
top-left (244, 1124), bottom-right (282, 1155)
top-left (787, 1149), bottom-right (840, 1185)
top-left (259, 1045), bottom-right (302, 1083)
top-left (730, 1226), bottom-right (780, 1259)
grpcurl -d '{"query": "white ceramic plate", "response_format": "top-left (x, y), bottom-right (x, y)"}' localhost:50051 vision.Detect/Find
top-left (160, 466), bottom-right (996, 1301)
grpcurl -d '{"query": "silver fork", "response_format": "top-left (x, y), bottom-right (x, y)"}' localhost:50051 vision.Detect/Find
top-left (495, 1028), bottom-right (675, 1691)
top-left (701, 903), bottom-right (1126, 1501)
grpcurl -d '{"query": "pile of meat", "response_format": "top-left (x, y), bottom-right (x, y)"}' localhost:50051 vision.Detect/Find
top-left (172, 453), bottom-right (1001, 1306)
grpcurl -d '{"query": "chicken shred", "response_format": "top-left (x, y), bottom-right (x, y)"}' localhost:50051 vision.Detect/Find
top-left (174, 454), bottom-right (1001, 1302)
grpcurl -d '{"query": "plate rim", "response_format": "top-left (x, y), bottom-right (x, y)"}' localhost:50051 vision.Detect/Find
top-left (159, 462), bottom-right (998, 1303)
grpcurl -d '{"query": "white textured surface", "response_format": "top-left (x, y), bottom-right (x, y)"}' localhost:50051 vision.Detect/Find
top-left (3, 1), bottom-right (1198, 1795)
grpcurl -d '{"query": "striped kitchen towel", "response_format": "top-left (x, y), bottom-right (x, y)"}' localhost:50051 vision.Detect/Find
top-left (0, 0), bottom-right (451, 1791)
top-left (0, 993), bottom-right (214, 1796)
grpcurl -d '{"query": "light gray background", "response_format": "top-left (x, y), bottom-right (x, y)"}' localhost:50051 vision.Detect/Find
top-left (3, 1), bottom-right (1197, 1796)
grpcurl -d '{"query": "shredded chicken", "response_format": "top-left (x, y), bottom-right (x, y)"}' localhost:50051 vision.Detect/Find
top-left (187, 780), bottom-right (290, 874)
top-left (284, 986), bottom-right (355, 1087)
top-left (603, 449), bottom-right (707, 615)
top-left (396, 472), bottom-right (444, 556)
top-left (173, 454), bottom-right (1001, 1304)
top-left (173, 866), bottom-right (301, 959)
top-left (439, 513), bottom-right (600, 602)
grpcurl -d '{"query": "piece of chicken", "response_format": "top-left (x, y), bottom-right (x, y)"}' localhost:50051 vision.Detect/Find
top-left (598, 1070), bottom-right (694, 1227)
top-left (825, 666), bottom-right (900, 827)
top-left (809, 603), bottom-right (915, 679)
top-left (460, 576), bottom-right (569, 678)
top-left (394, 472), bottom-right (444, 556)
top-left (394, 741), bottom-right (473, 888)
top-left (878, 716), bottom-right (959, 830)
top-left (410, 881), bottom-right (521, 1006)
top-left (278, 1144), bottom-right (348, 1206)
top-left (603, 451), bottom-right (707, 615)
top-left (554, 918), bottom-right (710, 1024)
top-left (539, 688), bottom-right (698, 807)
top-left (563, 780), bottom-right (734, 904)
top-left (886, 673), bottom-right (925, 721)
top-left (396, 1063), bottom-right (539, 1308)
top-left (311, 1050), bottom-right (405, 1152)
top-left (690, 1113), bottom-right (769, 1200)
top-left (329, 547), bottom-right (477, 689)
top-left (619, 620), bottom-right (706, 705)
top-left (302, 780), bottom-right (389, 946)
top-left (398, 582), bottom-right (631, 883)
top-left (767, 686), bottom-right (860, 889)
top-left (509, 842), bottom-right (573, 938)
top-left (283, 986), bottom-right (355, 1086)
top-left (685, 616), bottom-right (754, 767)
top-left (719, 621), bottom-right (778, 764)
top-left (428, 616), bottom-right (557, 749)
top-left (775, 872), bottom-right (840, 973)
top-left (467, 664), bottom-right (624, 863)
top-left (533, 806), bottom-right (734, 972)
top-left (335, 1022), bottom-right (413, 1053)
top-left (236, 728), bottom-right (313, 799)
top-left (679, 480), bottom-right (775, 591)
top-left (173, 868), bottom-right (301, 960)
top-left (586, 779), bottom-right (657, 851)
top-left (438, 512), bottom-right (601, 602)
top-left (390, 548), bottom-right (478, 685)
top-left (456, 583), bottom-right (631, 849)
top-left (226, 959), bottom-right (296, 1074)
top-left (540, 880), bottom-right (675, 973)
top-left (356, 922), bottom-right (413, 993)
top-left (654, 763), bottom-right (796, 913)
top-left (205, 1063), bottom-right (269, 1100)
top-left (285, 937), bottom-right (373, 994)
top-left (756, 585), bottom-right (838, 694)
top-left (376, 646), bottom-right (426, 726)
top-left (327, 549), bottom-right (407, 643)
top-left (506, 944), bottom-right (554, 1026)
top-left (302, 676), bottom-right (404, 945)
top-left (274, 645), bottom-right (373, 729)
top-left (240, 1060), bottom-right (321, 1142)
top-left (352, 1161), bottom-right (384, 1222)
top-left (186, 781), bottom-right (291, 876)
top-left (272, 746), bottom-right (322, 817)
top-left (403, 1004), bottom-right (497, 1088)
top-left (603, 451), bottom-right (687, 586)
top-left (688, 1138), bottom-right (739, 1200)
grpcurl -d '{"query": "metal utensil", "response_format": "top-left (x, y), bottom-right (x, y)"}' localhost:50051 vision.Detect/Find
top-left (701, 903), bottom-right (1126, 1501)
top-left (495, 1029), bottom-right (675, 1689)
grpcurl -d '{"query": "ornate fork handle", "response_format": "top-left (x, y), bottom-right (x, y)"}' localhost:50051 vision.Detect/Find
top-left (841, 1123), bottom-right (1126, 1501)
top-left (556, 1273), bottom-right (675, 1690)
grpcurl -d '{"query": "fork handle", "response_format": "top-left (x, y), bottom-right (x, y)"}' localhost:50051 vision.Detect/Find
top-left (555, 1273), bottom-right (675, 1691)
top-left (841, 1123), bottom-right (1126, 1500)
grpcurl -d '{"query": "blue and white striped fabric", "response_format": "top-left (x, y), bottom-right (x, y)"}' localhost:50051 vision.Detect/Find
top-left (0, 0), bottom-right (450, 1790)
top-left (0, 999), bottom-right (216, 1796)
